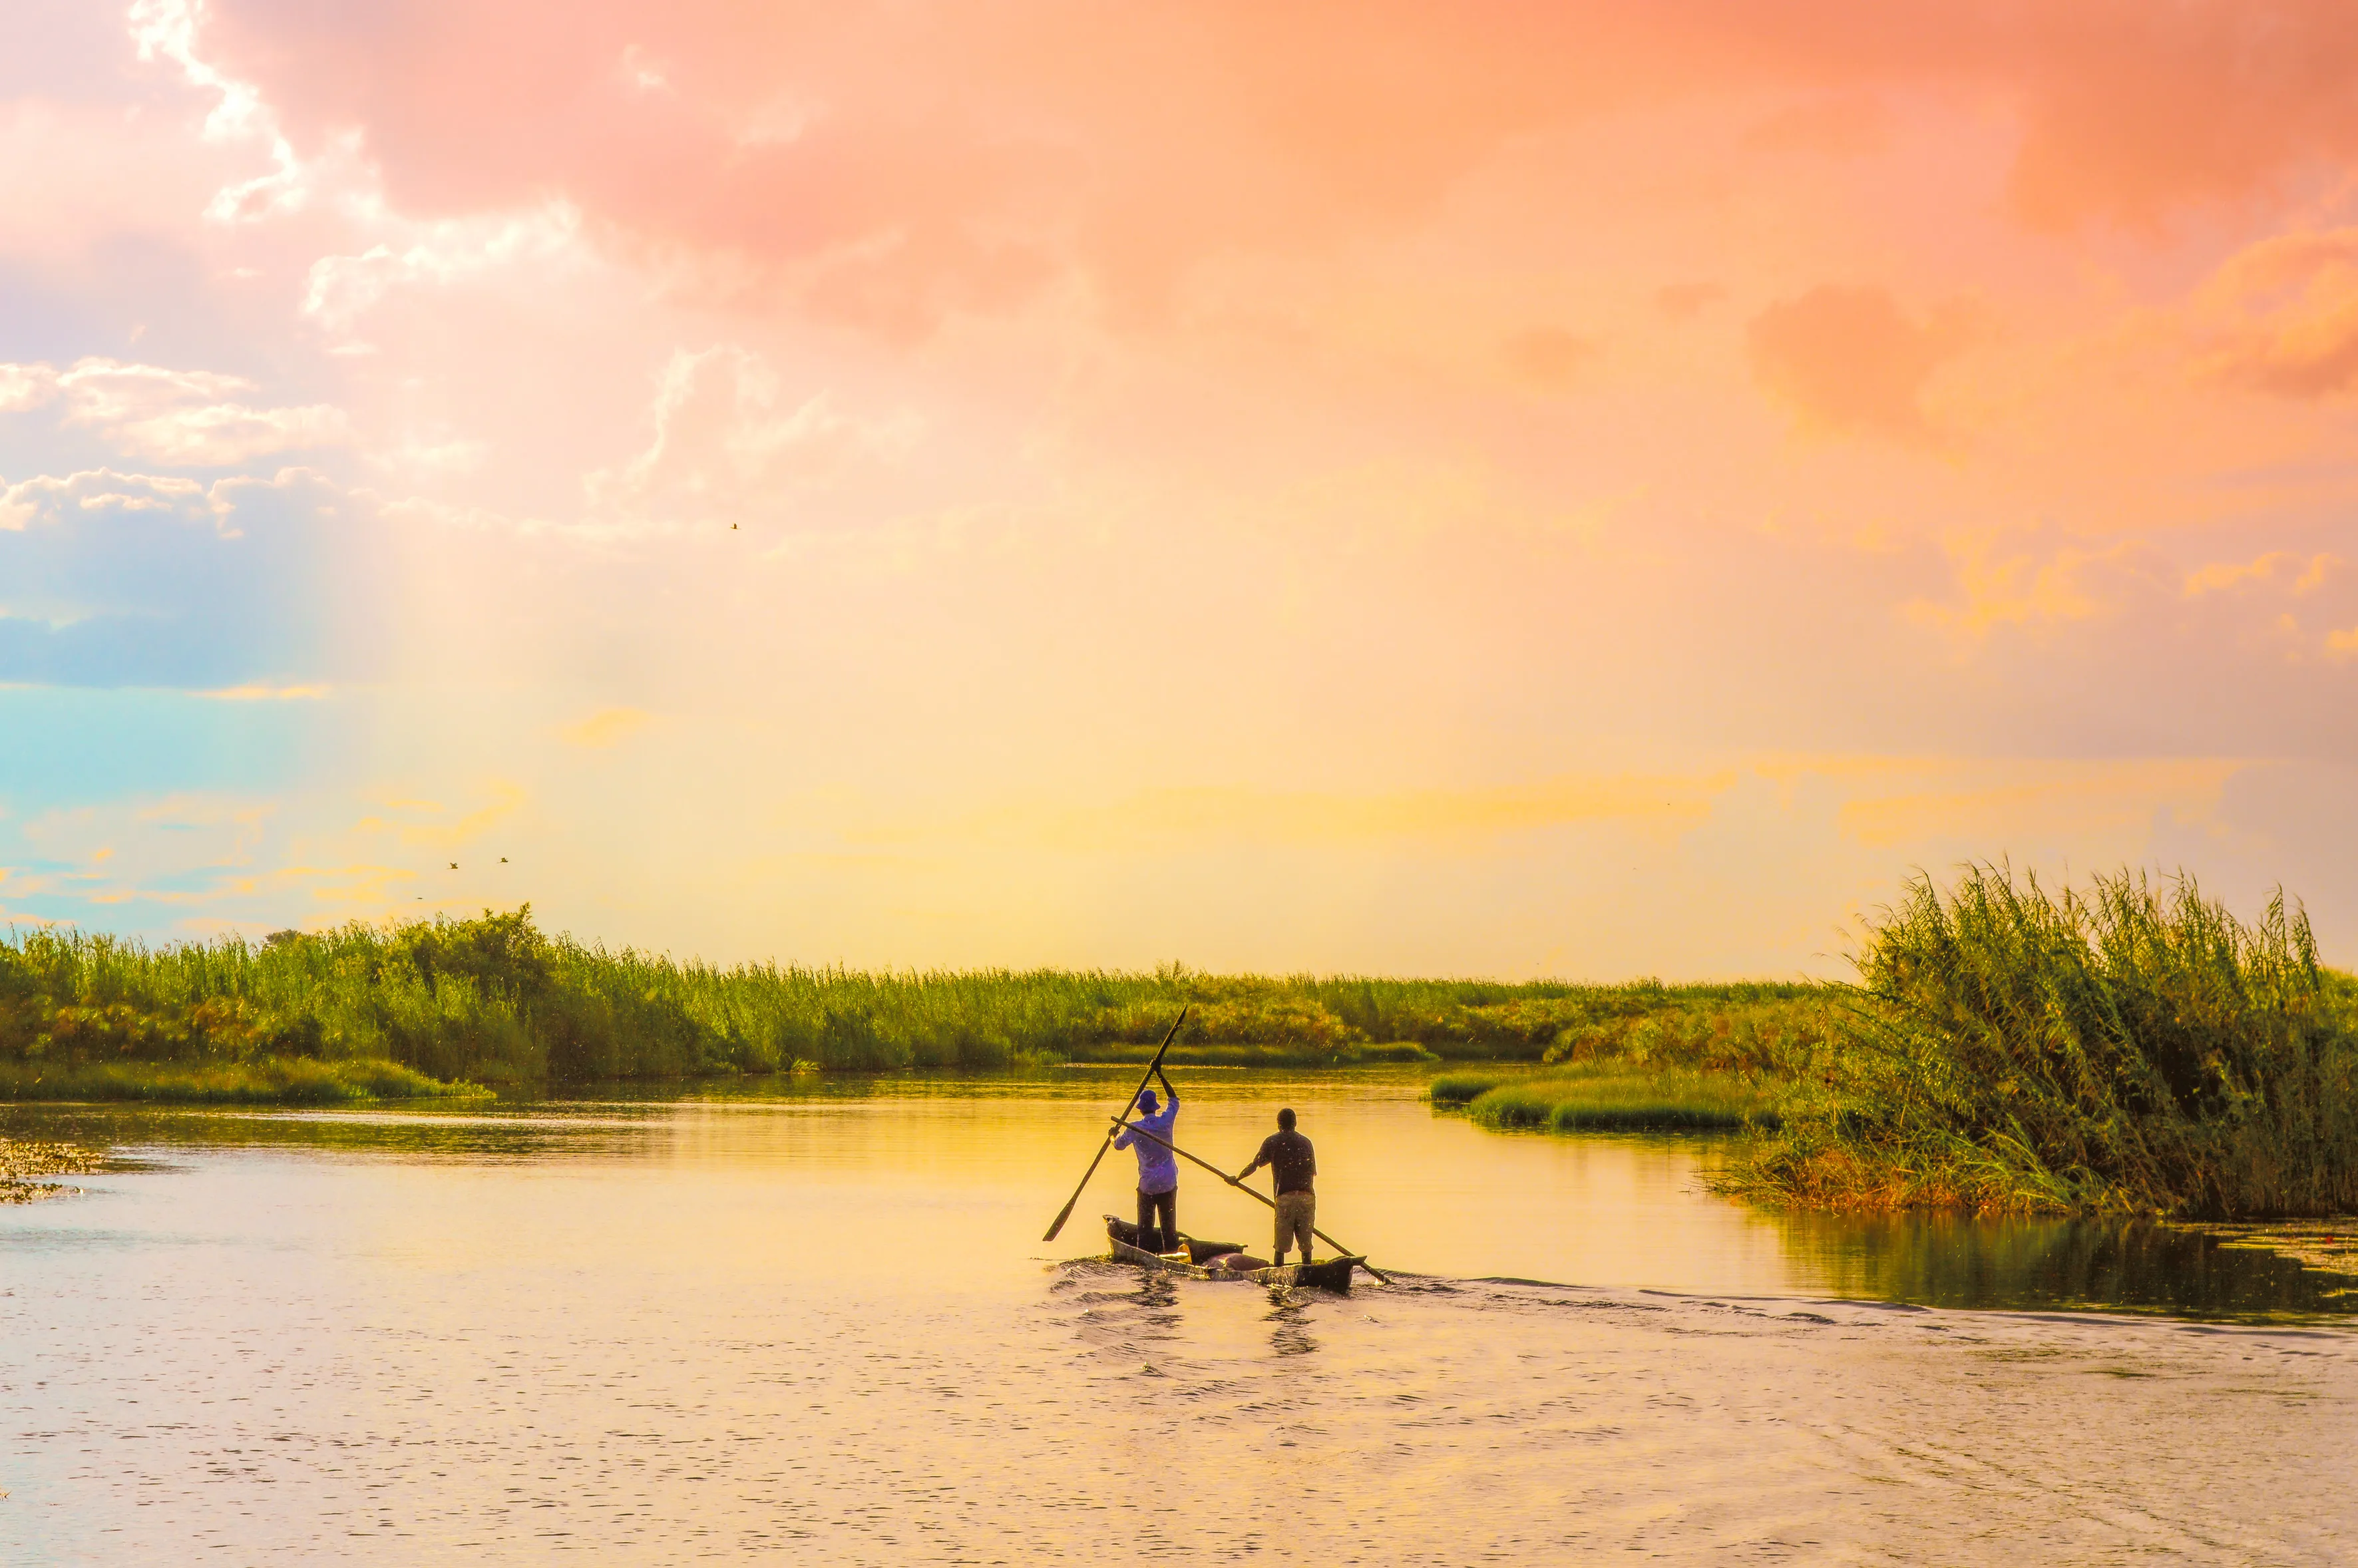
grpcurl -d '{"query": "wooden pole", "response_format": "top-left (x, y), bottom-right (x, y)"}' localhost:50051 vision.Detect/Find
top-left (1107, 1116), bottom-right (1396, 1286)
top-left (1042, 1005), bottom-right (1189, 1241)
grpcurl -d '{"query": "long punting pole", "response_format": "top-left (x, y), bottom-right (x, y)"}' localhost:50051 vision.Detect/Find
top-left (1105, 1116), bottom-right (1397, 1286)
top-left (1041, 1005), bottom-right (1190, 1242)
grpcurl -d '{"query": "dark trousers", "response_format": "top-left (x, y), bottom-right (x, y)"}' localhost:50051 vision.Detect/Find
top-left (1136, 1187), bottom-right (1177, 1251)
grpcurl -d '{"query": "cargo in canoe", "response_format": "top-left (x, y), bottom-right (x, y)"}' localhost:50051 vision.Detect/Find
top-left (1103, 1215), bottom-right (1360, 1292)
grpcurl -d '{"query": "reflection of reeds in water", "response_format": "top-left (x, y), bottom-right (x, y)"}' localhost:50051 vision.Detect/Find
top-left (1726, 865), bottom-right (2358, 1219)
top-left (2188, 1221), bottom-right (2358, 1281)
top-left (0, 908), bottom-right (1837, 1091)
top-left (1772, 1209), bottom-right (2358, 1318)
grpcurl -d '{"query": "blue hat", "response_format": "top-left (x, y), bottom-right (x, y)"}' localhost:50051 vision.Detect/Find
top-left (1137, 1089), bottom-right (1159, 1111)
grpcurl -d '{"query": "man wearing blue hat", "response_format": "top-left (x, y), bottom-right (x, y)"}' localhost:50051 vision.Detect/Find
top-left (1113, 1061), bottom-right (1181, 1251)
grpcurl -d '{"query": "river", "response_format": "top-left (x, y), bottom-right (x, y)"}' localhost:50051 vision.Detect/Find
top-left (1, 1070), bottom-right (2351, 1564)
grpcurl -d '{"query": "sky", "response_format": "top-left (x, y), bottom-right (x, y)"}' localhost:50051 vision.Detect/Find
top-left (4, 0), bottom-right (2358, 978)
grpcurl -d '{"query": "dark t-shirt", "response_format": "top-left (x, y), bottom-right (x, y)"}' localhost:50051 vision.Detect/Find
top-left (1252, 1129), bottom-right (1316, 1195)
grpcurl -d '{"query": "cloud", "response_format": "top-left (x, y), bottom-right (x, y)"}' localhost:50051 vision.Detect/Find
top-left (1903, 528), bottom-right (2171, 638)
top-left (1885, 520), bottom-right (2358, 686)
top-left (583, 345), bottom-right (915, 528)
top-left (158, 0), bottom-right (2358, 343)
top-left (17, 0), bottom-right (2358, 966)
top-left (0, 468), bottom-right (381, 688)
top-left (0, 363), bottom-right (55, 413)
top-left (1747, 285), bottom-right (1977, 443)
top-left (0, 467), bottom-right (217, 536)
top-left (1997, 3), bottom-right (2358, 228)
top-left (0, 359), bottom-right (349, 465)
top-left (129, 0), bottom-right (324, 222)
top-left (2182, 550), bottom-right (2339, 598)
top-left (301, 203), bottom-right (585, 341)
top-left (2188, 228), bottom-right (2358, 399)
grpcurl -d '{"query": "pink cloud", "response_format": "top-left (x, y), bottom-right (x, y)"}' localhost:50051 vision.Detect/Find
top-left (1999, 3), bottom-right (2358, 228)
top-left (2191, 229), bottom-right (2358, 399)
top-left (1746, 286), bottom-right (1977, 443)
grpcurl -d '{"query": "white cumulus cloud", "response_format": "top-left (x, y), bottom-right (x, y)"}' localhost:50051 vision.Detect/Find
top-left (301, 203), bottom-right (585, 343)
top-left (0, 359), bottom-right (350, 467)
top-left (584, 345), bottom-right (918, 530)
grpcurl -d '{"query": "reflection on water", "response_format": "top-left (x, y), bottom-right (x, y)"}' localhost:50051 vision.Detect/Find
top-left (1776, 1210), bottom-right (2358, 1318)
top-left (5, 1071), bottom-right (2351, 1318)
top-left (0, 1076), bottom-right (2350, 1564)
top-left (4, 1073), bottom-right (2351, 1318)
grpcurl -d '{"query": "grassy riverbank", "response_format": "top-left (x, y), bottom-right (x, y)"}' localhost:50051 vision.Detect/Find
top-left (1421, 990), bottom-right (1833, 1131)
top-left (0, 907), bottom-right (1826, 1096)
top-left (15, 872), bottom-right (2352, 1222)
top-left (1720, 867), bottom-right (2358, 1219)
top-left (0, 1057), bottom-right (478, 1105)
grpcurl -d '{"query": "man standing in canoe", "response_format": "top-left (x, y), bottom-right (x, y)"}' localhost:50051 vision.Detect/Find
top-left (1113, 1062), bottom-right (1181, 1251)
top-left (1237, 1107), bottom-right (1316, 1266)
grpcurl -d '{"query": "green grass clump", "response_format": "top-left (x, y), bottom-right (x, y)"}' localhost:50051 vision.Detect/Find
top-left (1721, 865), bottom-right (2358, 1218)
top-left (1428, 1072), bottom-right (1507, 1107)
top-left (1459, 1070), bottom-right (1782, 1131)
top-left (0, 1056), bottom-right (481, 1105)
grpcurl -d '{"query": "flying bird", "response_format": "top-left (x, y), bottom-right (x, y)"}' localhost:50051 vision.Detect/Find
top-left (500, 856), bottom-right (508, 863)
top-left (449, 861), bottom-right (458, 870)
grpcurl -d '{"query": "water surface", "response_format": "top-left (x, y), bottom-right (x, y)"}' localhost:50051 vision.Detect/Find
top-left (0, 1073), bottom-right (2350, 1563)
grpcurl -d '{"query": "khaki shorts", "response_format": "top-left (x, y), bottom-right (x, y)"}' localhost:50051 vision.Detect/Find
top-left (1274, 1191), bottom-right (1315, 1259)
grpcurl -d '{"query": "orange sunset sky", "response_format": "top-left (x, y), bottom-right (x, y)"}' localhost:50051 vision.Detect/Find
top-left (3, 1), bottom-right (2357, 976)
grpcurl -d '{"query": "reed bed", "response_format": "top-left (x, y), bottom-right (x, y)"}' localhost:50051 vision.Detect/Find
top-left (23, 871), bottom-right (2343, 1220)
top-left (0, 1057), bottom-right (473, 1105)
top-left (0, 908), bottom-right (1828, 1093)
top-left (1720, 866), bottom-right (2358, 1219)
top-left (1434, 1068), bottom-right (1784, 1131)
top-left (1428, 1072), bottom-right (1509, 1107)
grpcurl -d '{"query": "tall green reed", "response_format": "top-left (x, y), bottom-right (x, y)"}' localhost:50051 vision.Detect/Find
top-left (0, 907), bottom-right (1832, 1088)
top-left (1727, 865), bottom-right (2358, 1217)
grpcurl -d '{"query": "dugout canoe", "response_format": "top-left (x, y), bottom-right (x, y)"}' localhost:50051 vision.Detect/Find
top-left (1103, 1215), bottom-right (1360, 1292)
